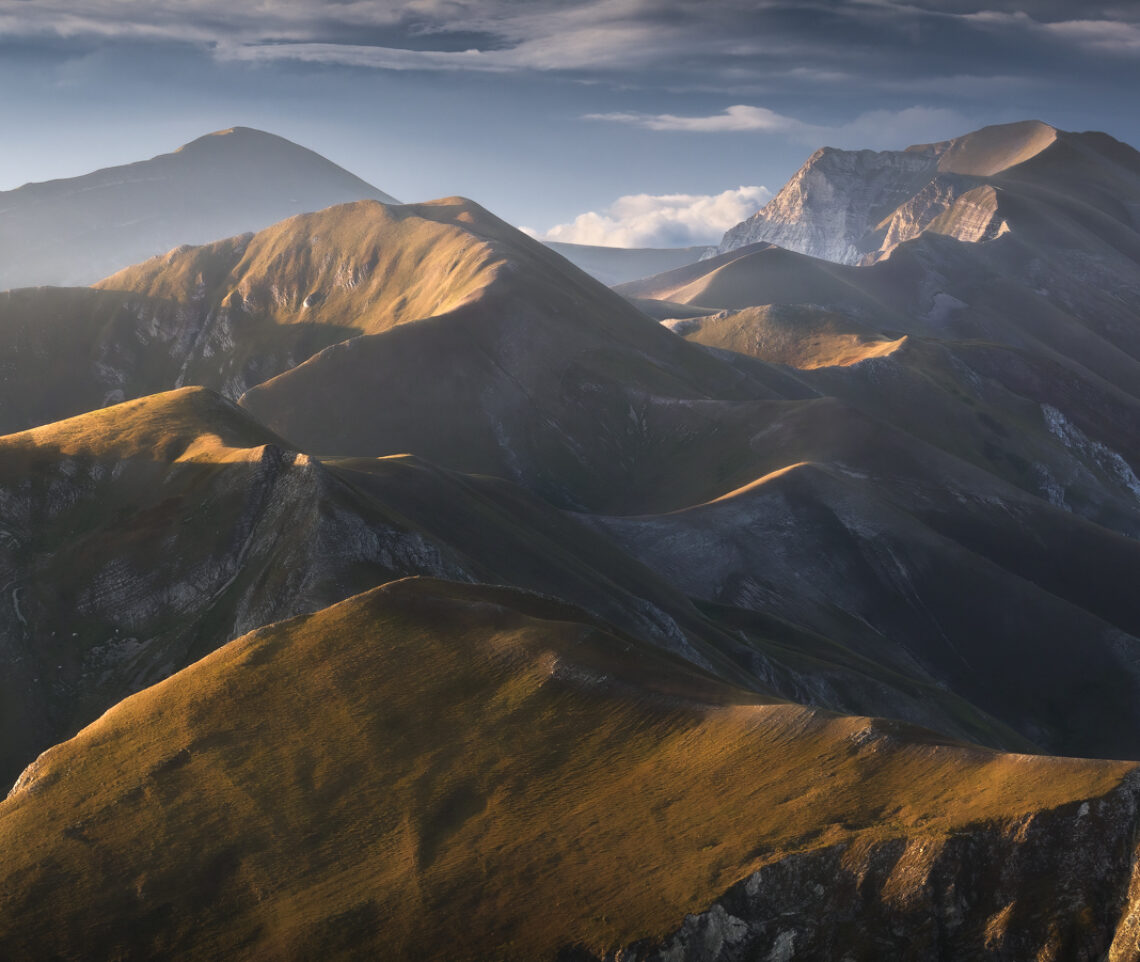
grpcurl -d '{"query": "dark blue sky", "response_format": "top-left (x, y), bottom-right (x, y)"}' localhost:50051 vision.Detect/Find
top-left (2, 0), bottom-right (1138, 246)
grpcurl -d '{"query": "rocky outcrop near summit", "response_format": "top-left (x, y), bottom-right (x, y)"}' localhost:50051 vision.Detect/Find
top-left (718, 120), bottom-right (1059, 264)
top-left (719, 146), bottom-right (940, 264)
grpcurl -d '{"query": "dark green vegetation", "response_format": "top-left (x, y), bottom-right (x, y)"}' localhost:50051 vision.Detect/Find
top-left (1, 121), bottom-right (1140, 958)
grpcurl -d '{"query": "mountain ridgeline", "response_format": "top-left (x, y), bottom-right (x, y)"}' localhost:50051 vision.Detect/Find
top-left (1, 122), bottom-right (1140, 960)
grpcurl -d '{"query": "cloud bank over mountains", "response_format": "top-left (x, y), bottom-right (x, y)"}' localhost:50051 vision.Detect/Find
top-left (526, 186), bottom-right (771, 248)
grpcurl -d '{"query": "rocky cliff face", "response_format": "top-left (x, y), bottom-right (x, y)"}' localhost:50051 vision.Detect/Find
top-left (718, 120), bottom-right (1062, 264)
top-left (719, 147), bottom-right (940, 264)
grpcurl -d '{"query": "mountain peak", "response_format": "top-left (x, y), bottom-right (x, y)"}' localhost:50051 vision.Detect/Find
top-left (173, 126), bottom-right (312, 155)
top-left (907, 119), bottom-right (1059, 176)
top-left (718, 119), bottom-right (1073, 263)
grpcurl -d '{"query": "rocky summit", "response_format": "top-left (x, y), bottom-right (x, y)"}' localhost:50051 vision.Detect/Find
top-left (719, 120), bottom-right (1066, 264)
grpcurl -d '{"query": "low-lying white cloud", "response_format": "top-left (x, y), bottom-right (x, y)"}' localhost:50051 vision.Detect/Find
top-left (586, 104), bottom-right (971, 150)
top-left (533, 186), bottom-right (771, 248)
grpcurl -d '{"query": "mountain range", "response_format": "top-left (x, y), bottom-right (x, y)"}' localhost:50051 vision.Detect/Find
top-left (0, 120), bottom-right (1139, 959)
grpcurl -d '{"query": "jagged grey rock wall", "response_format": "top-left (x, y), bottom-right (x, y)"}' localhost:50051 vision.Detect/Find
top-left (718, 148), bottom-right (942, 264)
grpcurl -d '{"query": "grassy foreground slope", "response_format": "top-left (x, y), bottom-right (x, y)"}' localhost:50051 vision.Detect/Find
top-left (2, 578), bottom-right (1138, 961)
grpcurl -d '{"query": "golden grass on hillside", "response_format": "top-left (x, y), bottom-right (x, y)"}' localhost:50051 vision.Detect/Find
top-left (0, 386), bottom-right (286, 463)
top-left (0, 578), bottom-right (1131, 961)
top-left (676, 304), bottom-right (907, 369)
top-left (924, 120), bottom-right (1058, 177)
top-left (97, 200), bottom-right (503, 338)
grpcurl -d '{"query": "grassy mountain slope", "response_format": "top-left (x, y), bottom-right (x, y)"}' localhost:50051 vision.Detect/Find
top-left (2, 578), bottom-right (1136, 961)
top-left (592, 451), bottom-right (1140, 758)
top-left (1, 123), bottom-right (1139, 958)
top-left (913, 119), bottom-right (1060, 177)
top-left (0, 197), bottom-right (779, 444)
top-left (666, 304), bottom-right (907, 368)
top-left (234, 199), bottom-right (806, 512)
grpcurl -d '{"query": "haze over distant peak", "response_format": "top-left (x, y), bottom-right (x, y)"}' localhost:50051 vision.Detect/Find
top-left (0, 127), bottom-right (398, 290)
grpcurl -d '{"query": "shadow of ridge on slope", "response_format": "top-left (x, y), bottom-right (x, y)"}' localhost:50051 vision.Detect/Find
top-left (591, 456), bottom-right (1140, 760)
top-left (1, 576), bottom-right (1135, 962)
top-left (0, 382), bottom-right (1046, 786)
top-left (0, 386), bottom-right (1022, 794)
top-left (235, 278), bottom-right (805, 513)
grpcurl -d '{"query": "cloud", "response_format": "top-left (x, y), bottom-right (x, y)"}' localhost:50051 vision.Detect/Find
top-left (0, 0), bottom-right (701, 73)
top-left (217, 42), bottom-right (511, 72)
top-left (956, 10), bottom-right (1140, 55)
top-left (0, 0), bottom-right (1137, 90)
top-left (830, 106), bottom-right (972, 148)
top-left (584, 105), bottom-right (809, 134)
top-left (1040, 19), bottom-right (1140, 54)
top-left (586, 105), bottom-right (971, 150)
top-left (534, 186), bottom-right (771, 248)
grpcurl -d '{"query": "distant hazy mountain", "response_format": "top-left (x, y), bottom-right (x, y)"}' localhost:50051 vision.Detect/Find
top-left (541, 240), bottom-right (714, 286)
top-left (0, 127), bottom-right (397, 289)
top-left (718, 119), bottom-right (1084, 263)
